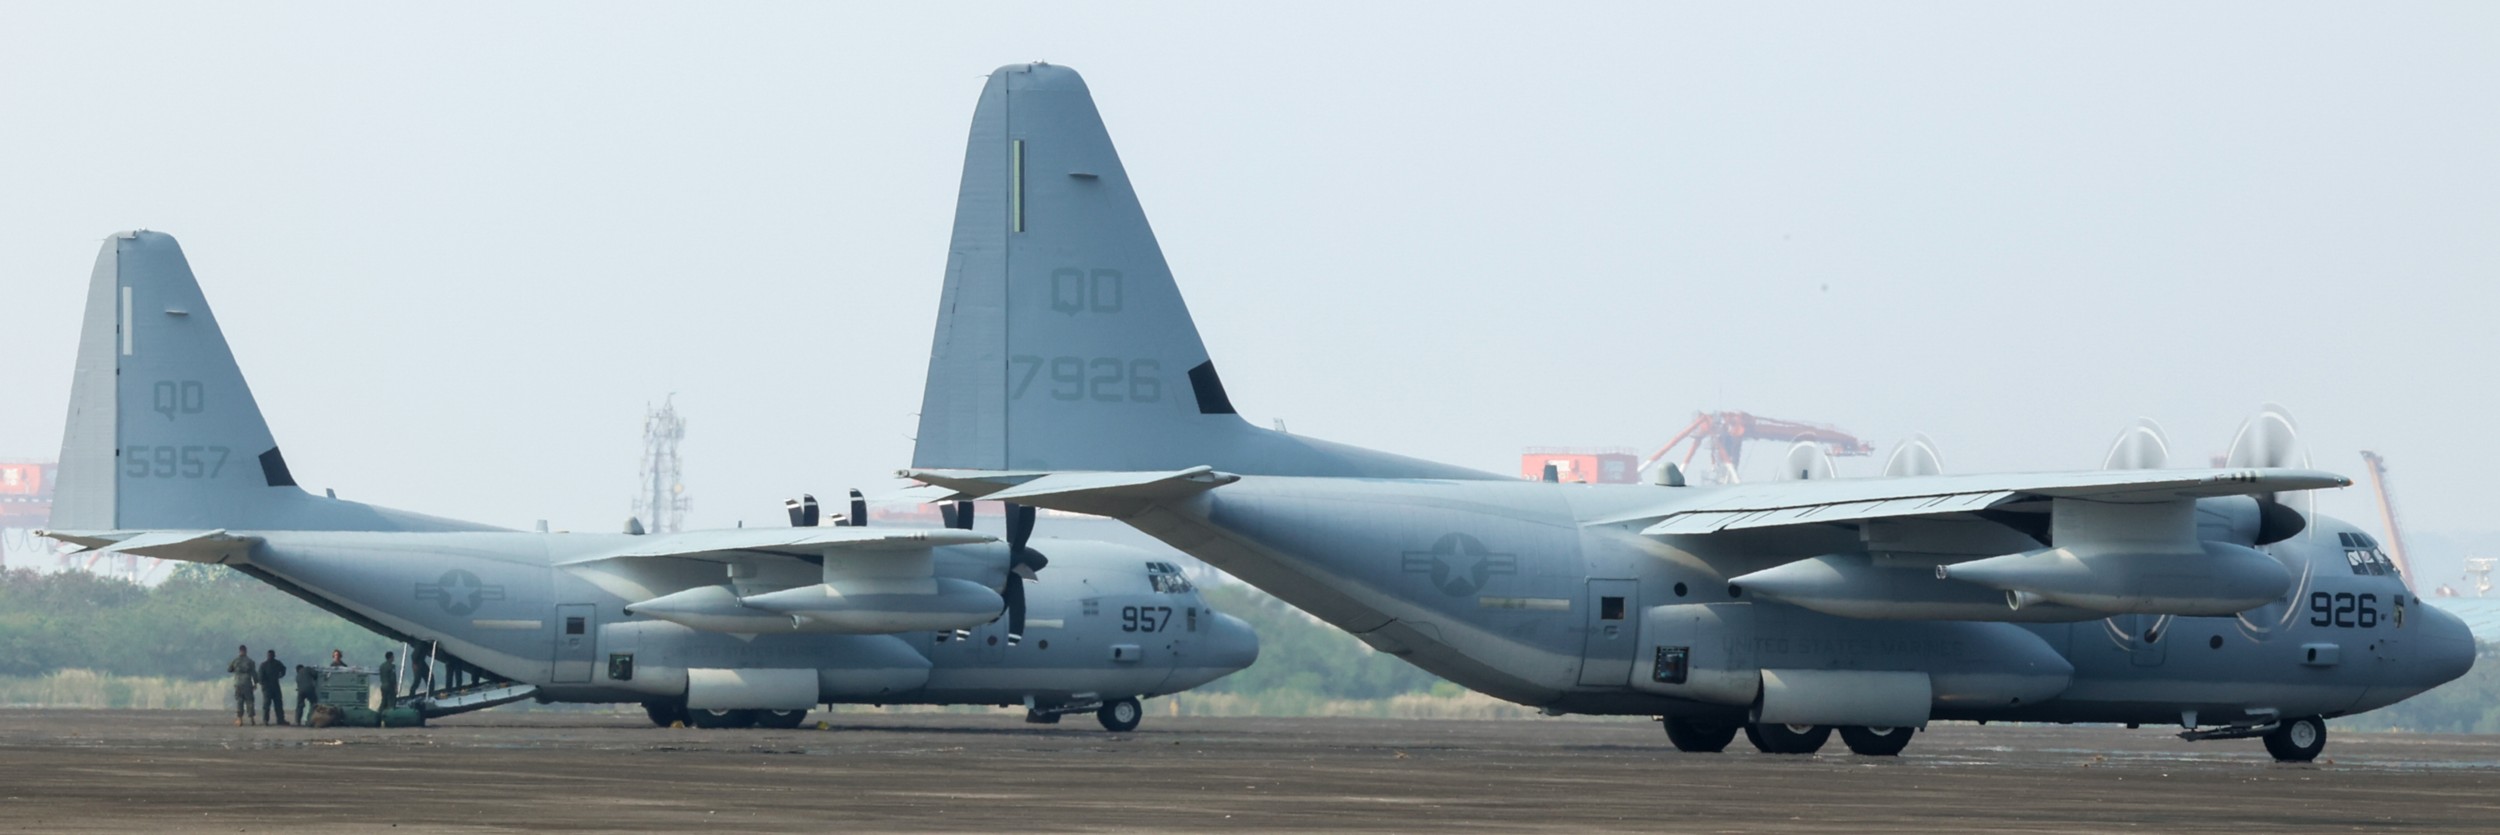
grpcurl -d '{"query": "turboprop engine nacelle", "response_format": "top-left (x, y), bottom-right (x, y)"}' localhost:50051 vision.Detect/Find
top-left (1934, 497), bottom-right (2292, 616)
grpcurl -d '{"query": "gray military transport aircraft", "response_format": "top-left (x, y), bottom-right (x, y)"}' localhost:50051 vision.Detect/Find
top-left (901, 63), bottom-right (2476, 760)
top-left (41, 230), bottom-right (1257, 730)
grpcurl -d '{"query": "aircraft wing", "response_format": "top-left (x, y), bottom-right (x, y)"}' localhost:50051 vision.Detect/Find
top-left (1611, 468), bottom-right (2350, 536)
top-left (566, 527), bottom-right (996, 565)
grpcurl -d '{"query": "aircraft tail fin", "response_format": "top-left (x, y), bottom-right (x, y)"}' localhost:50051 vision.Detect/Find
top-left (910, 64), bottom-right (1489, 480)
top-left (50, 231), bottom-right (491, 532)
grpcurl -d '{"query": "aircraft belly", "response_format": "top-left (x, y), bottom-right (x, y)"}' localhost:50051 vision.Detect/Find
top-left (248, 536), bottom-right (560, 687)
top-left (1184, 487), bottom-right (1587, 704)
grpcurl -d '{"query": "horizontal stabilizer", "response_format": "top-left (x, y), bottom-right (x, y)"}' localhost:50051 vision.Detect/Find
top-left (903, 466), bottom-right (1238, 516)
top-left (38, 529), bottom-right (257, 563)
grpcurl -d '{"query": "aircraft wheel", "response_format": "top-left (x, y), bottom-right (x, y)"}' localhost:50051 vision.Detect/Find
top-left (1024, 708), bottom-right (1063, 724)
top-left (642, 700), bottom-right (688, 728)
top-left (687, 707), bottom-right (757, 729)
top-left (2263, 716), bottom-right (2327, 762)
top-left (1747, 722), bottom-right (1831, 754)
top-left (1838, 725), bottom-right (1916, 756)
top-left (755, 709), bottom-right (810, 730)
top-left (1097, 697), bottom-right (1143, 732)
top-left (1662, 717), bottom-right (1739, 753)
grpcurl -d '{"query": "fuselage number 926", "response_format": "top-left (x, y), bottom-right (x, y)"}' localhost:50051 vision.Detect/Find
top-left (2309, 591), bottom-right (2380, 628)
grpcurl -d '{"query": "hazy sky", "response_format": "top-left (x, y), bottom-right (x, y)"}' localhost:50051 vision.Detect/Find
top-left (3, 4), bottom-right (2495, 579)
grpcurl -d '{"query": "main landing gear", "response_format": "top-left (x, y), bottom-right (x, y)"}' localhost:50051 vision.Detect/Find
top-left (1744, 722), bottom-right (1832, 754)
top-left (1697, 722), bottom-right (1914, 756)
top-left (643, 699), bottom-right (811, 730)
top-left (1837, 725), bottom-right (1915, 756)
top-left (1661, 718), bottom-right (1740, 753)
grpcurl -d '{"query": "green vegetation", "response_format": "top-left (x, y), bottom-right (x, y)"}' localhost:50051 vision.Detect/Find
top-left (0, 565), bottom-right (393, 682)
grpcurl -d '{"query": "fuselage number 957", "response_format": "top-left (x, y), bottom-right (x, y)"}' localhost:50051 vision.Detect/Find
top-left (1121, 605), bottom-right (1172, 633)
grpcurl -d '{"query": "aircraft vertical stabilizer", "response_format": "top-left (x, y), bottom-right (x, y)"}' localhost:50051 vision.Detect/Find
top-left (911, 64), bottom-right (1489, 481)
top-left (49, 231), bottom-right (490, 533)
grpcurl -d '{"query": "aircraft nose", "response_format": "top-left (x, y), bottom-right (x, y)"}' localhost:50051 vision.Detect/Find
top-left (1206, 611), bottom-right (1261, 672)
top-left (2417, 602), bottom-right (2478, 686)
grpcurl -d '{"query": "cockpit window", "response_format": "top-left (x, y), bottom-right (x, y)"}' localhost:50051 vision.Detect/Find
top-left (2344, 546), bottom-right (2400, 578)
top-left (1146, 561), bottom-right (1195, 594)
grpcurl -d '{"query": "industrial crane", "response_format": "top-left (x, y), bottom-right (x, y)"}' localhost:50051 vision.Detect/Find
top-left (2357, 451), bottom-right (2418, 593)
top-left (1640, 411), bottom-right (1875, 483)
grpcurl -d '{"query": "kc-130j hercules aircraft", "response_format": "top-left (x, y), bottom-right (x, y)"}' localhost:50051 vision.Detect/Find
top-left (42, 230), bottom-right (1256, 730)
top-left (902, 63), bottom-right (2475, 760)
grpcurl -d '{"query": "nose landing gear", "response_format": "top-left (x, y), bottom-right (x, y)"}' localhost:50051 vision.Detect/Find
top-left (2262, 716), bottom-right (2327, 762)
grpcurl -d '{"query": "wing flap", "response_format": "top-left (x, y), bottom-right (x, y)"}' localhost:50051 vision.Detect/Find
top-left (570, 527), bottom-right (995, 565)
top-left (1622, 468), bottom-right (2346, 536)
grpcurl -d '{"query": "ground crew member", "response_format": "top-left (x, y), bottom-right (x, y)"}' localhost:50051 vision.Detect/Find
top-left (378, 652), bottom-right (399, 708)
top-left (408, 643), bottom-right (433, 693)
top-left (294, 663), bottom-right (318, 724)
top-left (329, 648), bottom-right (346, 667)
top-left (227, 645), bottom-right (256, 726)
top-left (257, 650), bottom-right (289, 725)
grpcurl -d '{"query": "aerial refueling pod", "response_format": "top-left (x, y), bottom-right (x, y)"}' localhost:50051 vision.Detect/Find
top-left (1732, 553), bottom-right (2107, 622)
top-left (737, 578), bottom-right (1004, 632)
top-left (1935, 497), bottom-right (2292, 616)
top-left (1631, 603), bottom-right (2073, 726)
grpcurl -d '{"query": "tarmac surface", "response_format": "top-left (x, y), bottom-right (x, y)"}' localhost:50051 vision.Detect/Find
top-left (0, 709), bottom-right (2494, 833)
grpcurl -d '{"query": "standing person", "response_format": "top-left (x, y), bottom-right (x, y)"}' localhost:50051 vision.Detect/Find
top-left (226, 645), bottom-right (256, 726)
top-left (377, 652), bottom-right (398, 708)
top-left (328, 649), bottom-right (346, 668)
top-left (257, 650), bottom-right (288, 725)
top-left (408, 642), bottom-right (433, 695)
top-left (293, 664), bottom-right (317, 725)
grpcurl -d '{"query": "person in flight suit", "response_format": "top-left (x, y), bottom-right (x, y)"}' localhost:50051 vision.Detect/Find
top-left (226, 645), bottom-right (256, 726)
top-left (257, 650), bottom-right (289, 726)
top-left (377, 652), bottom-right (399, 708)
top-left (294, 663), bottom-right (318, 725)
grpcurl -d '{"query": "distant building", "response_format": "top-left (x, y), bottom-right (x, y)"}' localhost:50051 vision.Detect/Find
top-left (0, 461), bottom-right (51, 529)
top-left (1519, 448), bottom-right (1641, 484)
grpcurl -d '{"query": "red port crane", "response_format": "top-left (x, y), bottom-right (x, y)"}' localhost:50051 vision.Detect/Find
top-left (2357, 451), bottom-right (2417, 593)
top-left (1640, 411), bottom-right (1875, 481)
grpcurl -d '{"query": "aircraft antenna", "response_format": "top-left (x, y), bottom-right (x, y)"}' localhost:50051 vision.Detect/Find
top-left (632, 396), bottom-right (691, 534)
